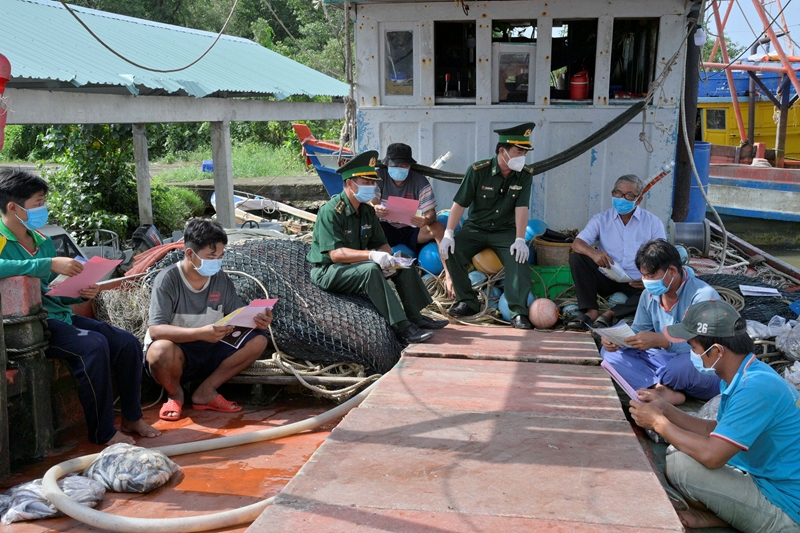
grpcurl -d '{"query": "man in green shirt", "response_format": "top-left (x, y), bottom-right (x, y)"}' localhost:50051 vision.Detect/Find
top-left (307, 151), bottom-right (447, 344)
top-left (440, 123), bottom-right (535, 329)
top-left (0, 168), bottom-right (159, 445)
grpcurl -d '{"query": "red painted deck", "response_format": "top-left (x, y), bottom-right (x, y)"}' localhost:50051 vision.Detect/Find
top-left (248, 327), bottom-right (683, 532)
top-left (2, 396), bottom-right (337, 533)
top-left (401, 325), bottom-right (601, 364)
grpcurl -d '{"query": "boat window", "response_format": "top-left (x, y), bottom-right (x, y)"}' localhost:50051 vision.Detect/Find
top-left (385, 30), bottom-right (414, 97)
top-left (609, 19), bottom-right (659, 99)
top-left (491, 20), bottom-right (537, 103)
top-left (550, 19), bottom-right (598, 103)
top-left (706, 109), bottom-right (727, 130)
top-left (434, 21), bottom-right (476, 105)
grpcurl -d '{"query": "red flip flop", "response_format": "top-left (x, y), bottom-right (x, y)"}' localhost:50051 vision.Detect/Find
top-left (159, 398), bottom-right (183, 421)
top-left (192, 394), bottom-right (242, 413)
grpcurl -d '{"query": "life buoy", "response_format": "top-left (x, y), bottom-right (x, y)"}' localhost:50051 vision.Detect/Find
top-left (0, 53), bottom-right (11, 152)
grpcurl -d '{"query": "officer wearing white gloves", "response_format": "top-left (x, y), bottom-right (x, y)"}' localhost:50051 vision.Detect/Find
top-left (441, 123), bottom-right (535, 329)
top-left (307, 151), bottom-right (448, 344)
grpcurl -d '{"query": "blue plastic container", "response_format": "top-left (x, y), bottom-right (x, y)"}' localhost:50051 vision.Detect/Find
top-left (686, 141), bottom-right (710, 223)
top-left (201, 160), bottom-right (214, 173)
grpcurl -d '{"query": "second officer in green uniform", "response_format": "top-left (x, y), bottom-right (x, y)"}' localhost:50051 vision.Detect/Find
top-left (440, 123), bottom-right (535, 329)
top-left (307, 151), bottom-right (448, 344)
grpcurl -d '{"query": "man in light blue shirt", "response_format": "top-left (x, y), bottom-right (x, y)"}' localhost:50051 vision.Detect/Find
top-left (567, 175), bottom-right (666, 331)
top-left (630, 300), bottom-right (800, 533)
top-left (600, 239), bottom-right (720, 404)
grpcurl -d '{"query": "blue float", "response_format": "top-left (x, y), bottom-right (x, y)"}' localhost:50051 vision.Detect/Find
top-left (468, 270), bottom-right (487, 288)
top-left (608, 292), bottom-right (629, 306)
top-left (488, 287), bottom-right (502, 309)
top-left (436, 210), bottom-right (464, 232)
top-left (418, 242), bottom-right (443, 275)
top-left (498, 292), bottom-right (535, 321)
top-left (391, 243), bottom-right (417, 258)
top-left (525, 219), bottom-right (548, 241)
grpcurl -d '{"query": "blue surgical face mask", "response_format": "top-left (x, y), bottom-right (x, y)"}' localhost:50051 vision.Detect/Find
top-left (612, 197), bottom-right (637, 215)
top-left (388, 167), bottom-right (409, 182)
top-left (643, 269), bottom-right (673, 297)
top-left (16, 204), bottom-right (49, 231)
top-left (353, 183), bottom-right (376, 203)
top-left (691, 344), bottom-right (721, 375)
top-left (191, 253), bottom-right (223, 277)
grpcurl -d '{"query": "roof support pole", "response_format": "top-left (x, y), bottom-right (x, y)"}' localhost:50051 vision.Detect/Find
top-left (211, 120), bottom-right (235, 228)
top-left (711, 0), bottom-right (748, 144)
top-left (132, 123), bottom-right (153, 226)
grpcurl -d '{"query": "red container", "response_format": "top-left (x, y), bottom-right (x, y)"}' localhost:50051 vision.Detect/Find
top-left (570, 71), bottom-right (589, 100)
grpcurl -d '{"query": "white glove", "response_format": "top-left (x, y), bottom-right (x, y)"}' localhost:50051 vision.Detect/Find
top-left (510, 238), bottom-right (529, 264)
top-left (439, 229), bottom-right (455, 260)
top-left (369, 250), bottom-right (395, 269)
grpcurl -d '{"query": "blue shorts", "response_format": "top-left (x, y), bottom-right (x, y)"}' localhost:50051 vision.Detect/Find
top-left (380, 221), bottom-right (421, 253)
top-left (145, 329), bottom-right (267, 384)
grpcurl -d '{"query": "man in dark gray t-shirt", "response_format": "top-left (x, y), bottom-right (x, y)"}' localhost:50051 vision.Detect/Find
top-left (145, 219), bottom-right (272, 421)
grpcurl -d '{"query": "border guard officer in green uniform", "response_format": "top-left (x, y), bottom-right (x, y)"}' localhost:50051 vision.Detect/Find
top-left (307, 151), bottom-right (448, 344)
top-left (440, 123), bottom-right (535, 329)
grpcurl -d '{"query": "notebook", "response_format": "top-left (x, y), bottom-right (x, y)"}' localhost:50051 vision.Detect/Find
top-left (601, 359), bottom-right (640, 402)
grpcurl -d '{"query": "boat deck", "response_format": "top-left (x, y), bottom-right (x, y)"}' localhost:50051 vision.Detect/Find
top-left (248, 327), bottom-right (684, 532)
top-left (4, 326), bottom-right (687, 532)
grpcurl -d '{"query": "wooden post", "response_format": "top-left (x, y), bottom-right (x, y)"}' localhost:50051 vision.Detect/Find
top-left (132, 123), bottom-right (153, 225)
top-left (775, 81), bottom-right (790, 169)
top-left (0, 292), bottom-right (9, 479)
top-left (210, 120), bottom-right (236, 228)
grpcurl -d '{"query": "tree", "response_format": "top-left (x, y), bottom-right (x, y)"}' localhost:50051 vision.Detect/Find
top-left (702, 35), bottom-right (747, 69)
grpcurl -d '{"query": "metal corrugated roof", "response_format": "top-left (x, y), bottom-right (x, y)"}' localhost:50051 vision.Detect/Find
top-left (1, 0), bottom-right (349, 99)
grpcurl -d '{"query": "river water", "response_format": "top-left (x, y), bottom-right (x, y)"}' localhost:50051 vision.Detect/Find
top-left (716, 216), bottom-right (800, 270)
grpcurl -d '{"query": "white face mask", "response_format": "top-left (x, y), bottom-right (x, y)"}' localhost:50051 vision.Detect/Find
top-left (503, 149), bottom-right (526, 172)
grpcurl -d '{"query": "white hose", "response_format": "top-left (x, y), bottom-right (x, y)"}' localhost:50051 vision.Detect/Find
top-left (42, 379), bottom-right (380, 533)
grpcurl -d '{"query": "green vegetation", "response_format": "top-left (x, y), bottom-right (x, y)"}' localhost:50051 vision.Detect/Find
top-left (41, 125), bottom-right (205, 238)
top-left (0, 0), bottom-right (348, 235)
top-left (154, 142), bottom-right (309, 183)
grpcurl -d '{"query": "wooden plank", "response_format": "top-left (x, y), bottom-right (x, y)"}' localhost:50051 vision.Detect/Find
top-left (132, 123), bottom-right (153, 226)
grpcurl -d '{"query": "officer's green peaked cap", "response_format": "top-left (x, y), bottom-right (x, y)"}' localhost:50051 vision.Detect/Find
top-left (494, 123), bottom-right (535, 150)
top-left (337, 150), bottom-right (381, 181)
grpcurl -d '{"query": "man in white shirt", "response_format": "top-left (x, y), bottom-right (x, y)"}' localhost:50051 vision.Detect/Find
top-left (566, 174), bottom-right (666, 331)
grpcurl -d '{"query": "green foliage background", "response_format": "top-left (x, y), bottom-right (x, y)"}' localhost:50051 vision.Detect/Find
top-left (0, 0), bottom-right (348, 237)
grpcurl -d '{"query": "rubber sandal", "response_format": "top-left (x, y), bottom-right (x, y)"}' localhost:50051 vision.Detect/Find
top-left (592, 315), bottom-right (613, 329)
top-left (192, 394), bottom-right (242, 413)
top-left (565, 313), bottom-right (590, 331)
top-left (159, 399), bottom-right (183, 421)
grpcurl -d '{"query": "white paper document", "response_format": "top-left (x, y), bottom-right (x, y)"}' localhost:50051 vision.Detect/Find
top-left (598, 261), bottom-right (635, 284)
top-left (739, 285), bottom-right (781, 297)
top-left (589, 322), bottom-right (636, 348)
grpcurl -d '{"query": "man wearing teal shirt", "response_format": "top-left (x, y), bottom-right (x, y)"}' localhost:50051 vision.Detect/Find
top-left (0, 169), bottom-right (159, 445)
top-left (631, 300), bottom-right (800, 533)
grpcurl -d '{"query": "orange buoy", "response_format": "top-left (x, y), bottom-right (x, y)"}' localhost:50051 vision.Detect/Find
top-left (472, 248), bottom-right (503, 275)
top-left (529, 298), bottom-right (559, 329)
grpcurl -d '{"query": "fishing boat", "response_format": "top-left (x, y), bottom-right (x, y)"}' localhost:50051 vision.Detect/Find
top-left (292, 123), bottom-right (351, 197)
top-left (5, 1), bottom-right (800, 532)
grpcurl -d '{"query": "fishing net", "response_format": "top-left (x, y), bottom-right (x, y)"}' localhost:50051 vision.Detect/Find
top-left (698, 274), bottom-right (797, 324)
top-left (145, 239), bottom-right (403, 374)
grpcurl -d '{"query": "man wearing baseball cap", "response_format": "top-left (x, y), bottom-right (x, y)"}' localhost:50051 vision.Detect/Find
top-left (630, 300), bottom-right (800, 532)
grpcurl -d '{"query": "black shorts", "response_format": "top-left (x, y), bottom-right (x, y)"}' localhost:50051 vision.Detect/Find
top-left (380, 221), bottom-right (421, 253)
top-left (145, 329), bottom-right (267, 384)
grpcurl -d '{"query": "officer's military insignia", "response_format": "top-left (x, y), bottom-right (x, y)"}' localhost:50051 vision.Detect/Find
top-left (369, 157), bottom-right (376, 167)
top-left (509, 185), bottom-right (523, 190)
top-left (361, 224), bottom-right (372, 230)
top-left (334, 200), bottom-right (346, 214)
top-left (472, 160), bottom-right (491, 171)
top-left (524, 129), bottom-right (532, 137)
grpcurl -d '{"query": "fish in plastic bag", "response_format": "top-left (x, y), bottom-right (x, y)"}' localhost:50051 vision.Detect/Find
top-left (1, 474), bottom-right (105, 524)
top-left (83, 443), bottom-right (182, 493)
top-left (696, 394), bottom-right (721, 420)
top-left (783, 361), bottom-right (800, 392)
